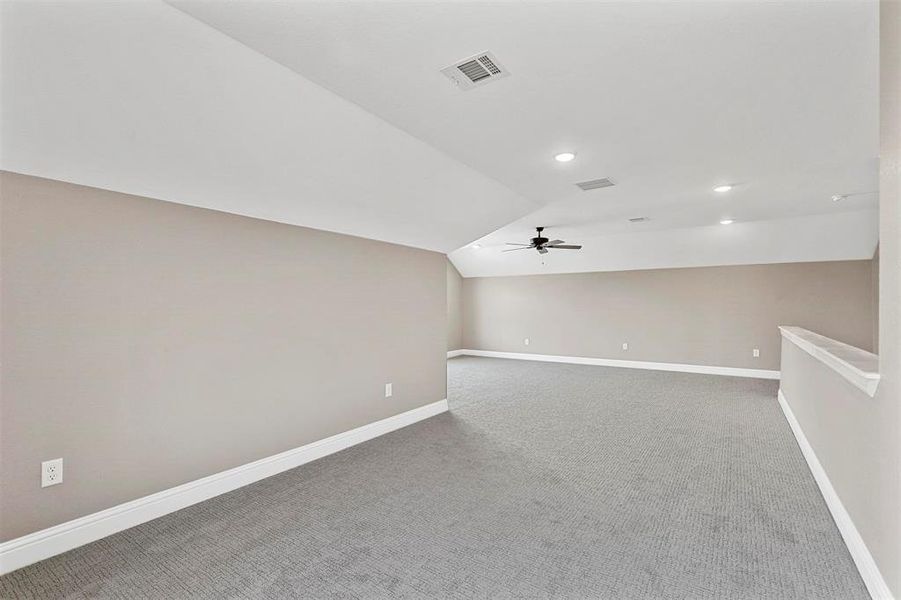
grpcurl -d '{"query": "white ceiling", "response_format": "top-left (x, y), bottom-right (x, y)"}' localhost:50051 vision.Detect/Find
top-left (450, 210), bottom-right (878, 277)
top-left (0, 1), bottom-right (534, 253)
top-left (170, 0), bottom-right (880, 276)
top-left (3, 1), bottom-right (879, 275)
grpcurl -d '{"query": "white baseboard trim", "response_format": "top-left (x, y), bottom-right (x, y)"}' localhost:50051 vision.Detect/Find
top-left (453, 349), bottom-right (780, 379)
top-left (0, 399), bottom-right (448, 576)
top-left (446, 349), bottom-right (465, 358)
top-left (777, 389), bottom-right (893, 600)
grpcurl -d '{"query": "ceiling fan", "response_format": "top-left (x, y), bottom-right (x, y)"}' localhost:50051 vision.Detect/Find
top-left (503, 227), bottom-right (582, 254)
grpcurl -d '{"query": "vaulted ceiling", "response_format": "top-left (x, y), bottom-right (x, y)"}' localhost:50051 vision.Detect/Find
top-left (2, 1), bottom-right (879, 276)
top-left (0, 1), bottom-right (533, 253)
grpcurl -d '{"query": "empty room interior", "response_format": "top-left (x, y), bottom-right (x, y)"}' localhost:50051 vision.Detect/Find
top-left (1, 1), bottom-right (900, 598)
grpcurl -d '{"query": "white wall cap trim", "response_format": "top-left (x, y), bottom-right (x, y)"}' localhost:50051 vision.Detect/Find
top-left (779, 326), bottom-right (880, 397)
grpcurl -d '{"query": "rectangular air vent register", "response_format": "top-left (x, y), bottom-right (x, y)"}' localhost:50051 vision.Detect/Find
top-left (575, 178), bottom-right (615, 191)
top-left (441, 51), bottom-right (510, 90)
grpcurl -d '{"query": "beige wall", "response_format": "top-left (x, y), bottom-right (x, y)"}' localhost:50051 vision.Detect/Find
top-left (872, 245), bottom-right (880, 351)
top-left (446, 260), bottom-right (463, 351)
top-left (781, 4), bottom-right (900, 594)
top-left (462, 261), bottom-right (876, 371)
top-left (778, 333), bottom-right (898, 597)
top-left (874, 1), bottom-right (901, 591)
top-left (0, 172), bottom-right (447, 541)
top-left (778, 339), bottom-right (882, 509)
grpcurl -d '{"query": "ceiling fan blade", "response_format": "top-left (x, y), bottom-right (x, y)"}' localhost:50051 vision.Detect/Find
top-left (505, 243), bottom-right (532, 246)
top-left (547, 244), bottom-right (582, 250)
top-left (544, 240), bottom-right (565, 246)
top-left (502, 246), bottom-right (532, 252)
top-left (538, 247), bottom-right (549, 254)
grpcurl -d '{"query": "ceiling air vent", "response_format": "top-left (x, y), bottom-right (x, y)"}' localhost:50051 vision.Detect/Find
top-left (576, 178), bottom-right (615, 191)
top-left (441, 52), bottom-right (510, 91)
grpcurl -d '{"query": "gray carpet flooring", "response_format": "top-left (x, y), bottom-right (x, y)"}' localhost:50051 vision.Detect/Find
top-left (1, 357), bottom-right (867, 599)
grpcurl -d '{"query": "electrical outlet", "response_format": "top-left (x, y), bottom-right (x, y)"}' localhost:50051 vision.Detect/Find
top-left (753, 348), bottom-right (760, 358)
top-left (385, 383), bottom-right (392, 398)
top-left (622, 342), bottom-right (629, 351)
top-left (524, 338), bottom-right (530, 346)
top-left (42, 458), bottom-right (63, 488)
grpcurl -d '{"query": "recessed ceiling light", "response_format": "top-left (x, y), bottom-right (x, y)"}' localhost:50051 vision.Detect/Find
top-left (471, 243), bottom-right (482, 249)
top-left (554, 152), bottom-right (576, 163)
top-left (720, 219), bottom-right (734, 225)
top-left (713, 185), bottom-right (733, 193)
top-left (832, 195), bottom-right (846, 202)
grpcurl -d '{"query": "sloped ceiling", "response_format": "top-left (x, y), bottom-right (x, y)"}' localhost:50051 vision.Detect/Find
top-left (0, 1), bottom-right (534, 253)
top-left (3, 1), bottom-right (879, 274)
top-left (170, 0), bottom-right (880, 277)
